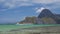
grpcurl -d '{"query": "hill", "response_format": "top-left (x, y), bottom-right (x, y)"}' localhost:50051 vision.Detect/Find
top-left (19, 9), bottom-right (60, 24)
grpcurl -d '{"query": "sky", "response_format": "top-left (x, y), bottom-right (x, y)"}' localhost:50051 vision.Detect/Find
top-left (0, 0), bottom-right (60, 24)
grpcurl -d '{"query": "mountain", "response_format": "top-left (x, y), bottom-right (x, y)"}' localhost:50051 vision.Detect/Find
top-left (54, 14), bottom-right (60, 24)
top-left (38, 9), bottom-right (55, 18)
top-left (37, 9), bottom-right (60, 24)
top-left (19, 8), bottom-right (60, 24)
top-left (55, 14), bottom-right (60, 17)
top-left (19, 16), bottom-right (37, 24)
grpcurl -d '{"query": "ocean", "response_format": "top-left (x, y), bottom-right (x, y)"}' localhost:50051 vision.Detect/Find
top-left (0, 24), bottom-right (60, 31)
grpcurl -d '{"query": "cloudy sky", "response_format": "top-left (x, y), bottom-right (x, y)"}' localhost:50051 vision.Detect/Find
top-left (0, 0), bottom-right (60, 24)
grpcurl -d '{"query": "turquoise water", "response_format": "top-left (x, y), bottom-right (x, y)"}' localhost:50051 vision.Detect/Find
top-left (0, 24), bottom-right (60, 31)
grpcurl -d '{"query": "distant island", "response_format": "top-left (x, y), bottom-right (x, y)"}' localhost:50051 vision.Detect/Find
top-left (17, 9), bottom-right (60, 24)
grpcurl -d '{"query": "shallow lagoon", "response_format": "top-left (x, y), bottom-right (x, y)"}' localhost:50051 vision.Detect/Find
top-left (0, 24), bottom-right (60, 34)
top-left (0, 24), bottom-right (60, 31)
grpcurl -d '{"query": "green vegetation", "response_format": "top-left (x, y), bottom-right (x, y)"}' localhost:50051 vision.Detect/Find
top-left (19, 16), bottom-right (57, 24)
top-left (41, 17), bottom-right (56, 24)
top-left (19, 16), bottom-right (36, 24)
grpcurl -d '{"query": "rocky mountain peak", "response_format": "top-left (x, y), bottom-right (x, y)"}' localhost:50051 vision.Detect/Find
top-left (38, 9), bottom-right (55, 18)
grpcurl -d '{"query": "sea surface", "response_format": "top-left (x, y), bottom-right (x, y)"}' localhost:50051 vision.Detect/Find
top-left (0, 24), bottom-right (60, 31)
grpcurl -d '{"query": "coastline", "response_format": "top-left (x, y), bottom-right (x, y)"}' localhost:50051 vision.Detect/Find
top-left (0, 25), bottom-right (60, 34)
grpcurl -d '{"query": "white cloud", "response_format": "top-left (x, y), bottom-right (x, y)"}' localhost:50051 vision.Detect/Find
top-left (0, 0), bottom-right (33, 9)
top-left (41, 2), bottom-right (60, 11)
top-left (32, 0), bottom-right (59, 4)
top-left (0, 0), bottom-right (59, 7)
top-left (36, 7), bottom-right (46, 13)
top-left (0, 0), bottom-right (60, 10)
